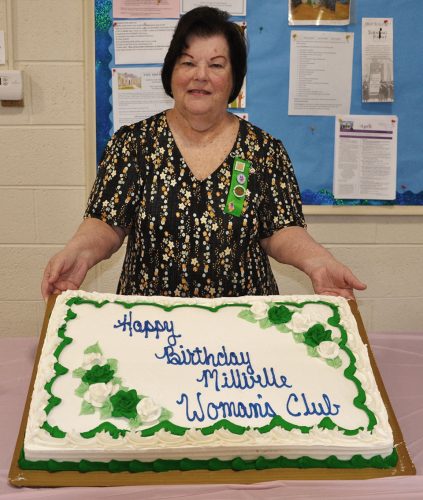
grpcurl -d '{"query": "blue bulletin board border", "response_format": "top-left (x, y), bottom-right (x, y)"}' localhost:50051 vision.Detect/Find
top-left (95, 0), bottom-right (423, 207)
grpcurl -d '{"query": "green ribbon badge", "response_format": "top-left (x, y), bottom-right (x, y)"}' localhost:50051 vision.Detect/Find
top-left (224, 157), bottom-right (251, 217)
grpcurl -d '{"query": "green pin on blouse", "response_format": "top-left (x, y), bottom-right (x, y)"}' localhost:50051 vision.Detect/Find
top-left (224, 157), bottom-right (251, 217)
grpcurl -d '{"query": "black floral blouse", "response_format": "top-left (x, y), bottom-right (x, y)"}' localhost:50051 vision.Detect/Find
top-left (85, 112), bottom-right (305, 297)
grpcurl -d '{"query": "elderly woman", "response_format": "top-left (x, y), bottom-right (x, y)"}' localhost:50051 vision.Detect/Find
top-left (42, 7), bottom-right (365, 300)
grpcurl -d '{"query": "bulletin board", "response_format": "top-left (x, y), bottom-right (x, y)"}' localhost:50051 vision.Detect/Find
top-left (94, 0), bottom-right (423, 210)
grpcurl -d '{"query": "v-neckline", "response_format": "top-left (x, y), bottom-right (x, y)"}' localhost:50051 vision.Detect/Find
top-left (164, 111), bottom-right (242, 183)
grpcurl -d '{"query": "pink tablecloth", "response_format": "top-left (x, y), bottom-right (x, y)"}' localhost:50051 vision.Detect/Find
top-left (1, 333), bottom-right (422, 499)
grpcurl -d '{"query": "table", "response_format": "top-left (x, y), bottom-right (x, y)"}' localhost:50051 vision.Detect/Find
top-left (1, 333), bottom-right (422, 499)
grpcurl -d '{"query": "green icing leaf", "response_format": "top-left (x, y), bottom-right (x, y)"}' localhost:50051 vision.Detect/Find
top-left (307, 345), bottom-right (319, 357)
top-left (293, 332), bottom-right (305, 343)
top-left (237, 309), bottom-right (256, 323)
top-left (100, 399), bottom-right (113, 419)
top-left (75, 381), bottom-right (89, 397)
top-left (276, 323), bottom-right (290, 333)
top-left (107, 358), bottom-right (118, 372)
top-left (112, 376), bottom-right (122, 385)
top-left (326, 356), bottom-right (343, 369)
top-left (159, 409), bottom-right (173, 422)
top-left (80, 400), bottom-right (96, 415)
top-left (84, 342), bottom-right (103, 355)
top-left (72, 367), bottom-right (87, 378)
top-left (259, 317), bottom-right (273, 329)
top-left (129, 415), bottom-right (142, 429)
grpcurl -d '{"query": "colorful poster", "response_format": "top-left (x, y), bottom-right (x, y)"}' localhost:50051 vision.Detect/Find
top-left (288, 0), bottom-right (351, 26)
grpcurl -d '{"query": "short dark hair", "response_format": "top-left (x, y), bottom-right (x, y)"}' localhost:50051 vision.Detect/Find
top-left (161, 7), bottom-right (247, 104)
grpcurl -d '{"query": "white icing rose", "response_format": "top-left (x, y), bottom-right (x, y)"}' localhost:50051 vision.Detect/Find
top-left (83, 382), bottom-right (118, 407)
top-left (137, 397), bottom-right (162, 424)
top-left (82, 352), bottom-right (105, 369)
top-left (316, 341), bottom-right (340, 360)
top-left (250, 302), bottom-right (269, 320)
top-left (287, 311), bottom-right (316, 332)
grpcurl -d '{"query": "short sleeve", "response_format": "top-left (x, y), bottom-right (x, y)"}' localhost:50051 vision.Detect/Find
top-left (84, 125), bottom-right (142, 229)
top-left (258, 140), bottom-right (306, 239)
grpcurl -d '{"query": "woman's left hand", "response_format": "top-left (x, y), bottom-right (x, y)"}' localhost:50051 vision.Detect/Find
top-left (305, 257), bottom-right (367, 300)
top-left (261, 227), bottom-right (366, 300)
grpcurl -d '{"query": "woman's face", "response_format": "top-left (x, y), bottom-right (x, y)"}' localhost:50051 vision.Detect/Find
top-left (171, 34), bottom-right (233, 119)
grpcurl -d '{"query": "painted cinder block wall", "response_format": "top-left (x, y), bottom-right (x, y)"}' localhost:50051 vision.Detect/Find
top-left (0, 0), bottom-right (422, 337)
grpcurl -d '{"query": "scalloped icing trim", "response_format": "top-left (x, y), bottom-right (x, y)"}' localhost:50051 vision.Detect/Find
top-left (18, 448), bottom-right (398, 472)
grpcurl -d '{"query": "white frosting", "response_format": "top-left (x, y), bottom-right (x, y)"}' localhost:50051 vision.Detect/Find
top-left (84, 382), bottom-right (118, 408)
top-left (24, 291), bottom-right (394, 464)
top-left (317, 341), bottom-right (340, 360)
top-left (250, 301), bottom-right (269, 320)
top-left (137, 398), bottom-right (161, 424)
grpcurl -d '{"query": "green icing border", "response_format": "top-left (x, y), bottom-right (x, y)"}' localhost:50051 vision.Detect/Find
top-left (40, 297), bottom-right (378, 441)
top-left (18, 448), bottom-right (398, 472)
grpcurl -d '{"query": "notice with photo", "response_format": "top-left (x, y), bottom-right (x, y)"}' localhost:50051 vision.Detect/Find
top-left (112, 67), bottom-right (174, 131)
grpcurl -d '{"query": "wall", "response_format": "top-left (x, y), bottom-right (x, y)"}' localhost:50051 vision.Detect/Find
top-left (0, 0), bottom-right (422, 337)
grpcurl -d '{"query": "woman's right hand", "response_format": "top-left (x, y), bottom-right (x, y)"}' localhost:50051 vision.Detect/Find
top-left (41, 248), bottom-right (90, 301)
top-left (41, 218), bottom-right (127, 301)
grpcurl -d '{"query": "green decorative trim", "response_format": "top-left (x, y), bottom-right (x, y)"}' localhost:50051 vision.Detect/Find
top-left (40, 297), bottom-right (377, 443)
top-left (242, 299), bottom-right (378, 432)
top-left (80, 422), bottom-right (128, 439)
top-left (41, 422), bottom-right (66, 438)
top-left (18, 448), bottom-right (399, 473)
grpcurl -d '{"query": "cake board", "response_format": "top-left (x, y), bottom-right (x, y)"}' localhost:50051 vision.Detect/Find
top-left (9, 295), bottom-right (416, 487)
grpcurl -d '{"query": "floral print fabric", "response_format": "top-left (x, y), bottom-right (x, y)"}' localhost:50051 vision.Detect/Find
top-left (85, 112), bottom-right (305, 297)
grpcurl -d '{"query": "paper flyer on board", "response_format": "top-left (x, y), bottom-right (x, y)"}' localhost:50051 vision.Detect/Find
top-left (113, 20), bottom-right (177, 65)
top-left (288, 0), bottom-right (351, 26)
top-left (112, 67), bottom-right (174, 131)
top-left (288, 31), bottom-right (354, 116)
top-left (333, 115), bottom-right (398, 200)
top-left (113, 0), bottom-right (180, 19)
top-left (181, 0), bottom-right (246, 15)
top-left (362, 18), bottom-right (394, 103)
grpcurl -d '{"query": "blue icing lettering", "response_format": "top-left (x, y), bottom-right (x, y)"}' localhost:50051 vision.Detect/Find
top-left (197, 367), bottom-right (292, 392)
top-left (286, 392), bottom-right (341, 417)
top-left (176, 392), bottom-right (276, 423)
top-left (113, 311), bottom-right (178, 341)
top-left (155, 341), bottom-right (255, 374)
